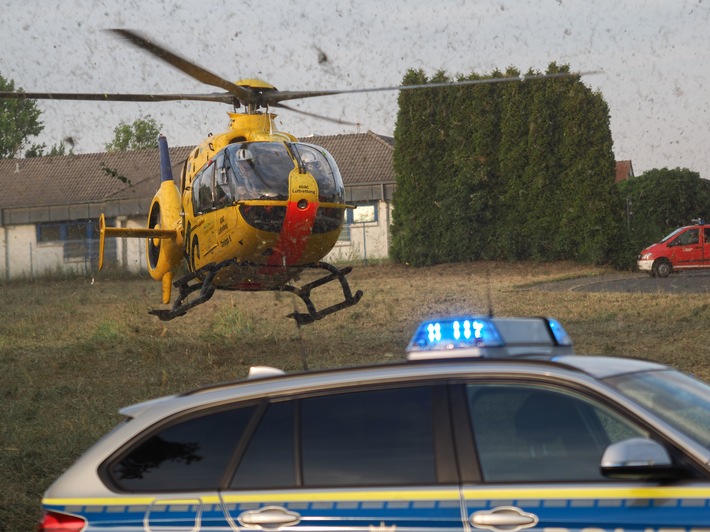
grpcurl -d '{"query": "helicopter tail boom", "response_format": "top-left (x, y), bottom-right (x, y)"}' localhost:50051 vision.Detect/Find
top-left (98, 135), bottom-right (183, 304)
top-left (98, 213), bottom-right (178, 270)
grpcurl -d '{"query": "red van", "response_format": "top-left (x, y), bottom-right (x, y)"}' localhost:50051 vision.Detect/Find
top-left (638, 223), bottom-right (710, 277)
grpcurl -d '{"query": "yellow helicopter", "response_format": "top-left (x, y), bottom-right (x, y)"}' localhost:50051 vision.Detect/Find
top-left (0, 29), bottom-right (593, 324)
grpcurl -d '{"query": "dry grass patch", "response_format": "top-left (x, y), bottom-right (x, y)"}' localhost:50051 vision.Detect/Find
top-left (1, 261), bottom-right (708, 530)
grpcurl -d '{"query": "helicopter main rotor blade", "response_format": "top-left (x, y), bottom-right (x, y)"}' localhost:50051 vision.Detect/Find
top-left (263, 70), bottom-right (601, 105)
top-left (272, 102), bottom-right (359, 126)
top-left (109, 29), bottom-right (255, 105)
top-left (0, 91), bottom-right (235, 103)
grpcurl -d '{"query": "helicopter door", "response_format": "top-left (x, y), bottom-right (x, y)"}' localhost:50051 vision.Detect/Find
top-left (191, 163), bottom-right (218, 264)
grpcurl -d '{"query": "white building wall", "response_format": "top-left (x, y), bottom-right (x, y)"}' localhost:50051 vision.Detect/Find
top-left (0, 224), bottom-right (92, 280)
top-left (0, 226), bottom-right (5, 280)
top-left (0, 215), bottom-right (150, 280)
top-left (115, 216), bottom-right (149, 273)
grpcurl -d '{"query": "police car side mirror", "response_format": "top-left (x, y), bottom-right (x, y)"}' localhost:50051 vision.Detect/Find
top-left (600, 438), bottom-right (677, 480)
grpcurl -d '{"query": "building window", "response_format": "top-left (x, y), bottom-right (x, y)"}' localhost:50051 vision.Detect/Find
top-left (36, 219), bottom-right (113, 264)
top-left (338, 224), bottom-right (351, 242)
top-left (347, 202), bottom-right (378, 224)
top-left (338, 202), bottom-right (378, 242)
top-left (37, 224), bottom-right (62, 242)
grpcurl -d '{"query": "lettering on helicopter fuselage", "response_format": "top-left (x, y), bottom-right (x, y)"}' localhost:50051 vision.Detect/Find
top-left (291, 184), bottom-right (317, 196)
top-left (220, 235), bottom-right (232, 247)
top-left (218, 223), bottom-right (228, 235)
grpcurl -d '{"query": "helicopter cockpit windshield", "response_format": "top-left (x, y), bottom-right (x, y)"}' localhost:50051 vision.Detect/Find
top-left (224, 142), bottom-right (293, 201)
top-left (219, 141), bottom-right (345, 204)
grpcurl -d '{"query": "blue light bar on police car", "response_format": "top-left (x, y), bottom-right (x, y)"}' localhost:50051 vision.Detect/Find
top-left (406, 315), bottom-right (573, 360)
top-left (547, 317), bottom-right (573, 347)
top-left (407, 316), bottom-right (503, 357)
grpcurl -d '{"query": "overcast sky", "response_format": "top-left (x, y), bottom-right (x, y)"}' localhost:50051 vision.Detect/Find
top-left (2, 0), bottom-right (709, 178)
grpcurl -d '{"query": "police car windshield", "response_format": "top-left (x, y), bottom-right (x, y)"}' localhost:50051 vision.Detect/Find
top-left (606, 369), bottom-right (710, 448)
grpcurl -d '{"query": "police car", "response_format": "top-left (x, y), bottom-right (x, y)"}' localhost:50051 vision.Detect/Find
top-left (40, 316), bottom-right (710, 531)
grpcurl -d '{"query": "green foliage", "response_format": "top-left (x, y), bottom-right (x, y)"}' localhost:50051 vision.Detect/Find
top-left (206, 302), bottom-right (255, 339)
top-left (104, 115), bottom-right (162, 152)
top-left (0, 74), bottom-right (44, 159)
top-left (555, 71), bottom-right (619, 263)
top-left (100, 162), bottom-right (133, 186)
top-left (614, 167), bottom-right (710, 267)
top-left (25, 138), bottom-right (76, 158)
top-left (90, 320), bottom-right (123, 343)
top-left (392, 64), bottom-right (617, 266)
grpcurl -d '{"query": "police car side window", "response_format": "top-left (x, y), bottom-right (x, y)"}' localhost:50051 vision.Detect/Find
top-left (231, 401), bottom-right (295, 489)
top-left (109, 405), bottom-right (256, 491)
top-left (466, 384), bottom-right (647, 483)
top-left (300, 386), bottom-right (436, 487)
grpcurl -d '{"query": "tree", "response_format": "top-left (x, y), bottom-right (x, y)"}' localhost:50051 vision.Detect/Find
top-left (496, 67), bottom-right (533, 259)
top-left (105, 115), bottom-right (163, 152)
top-left (391, 69), bottom-right (444, 265)
top-left (392, 64), bottom-right (618, 266)
top-left (25, 138), bottom-right (76, 158)
top-left (0, 74), bottom-right (44, 159)
top-left (555, 71), bottom-right (618, 263)
top-left (617, 168), bottom-right (710, 253)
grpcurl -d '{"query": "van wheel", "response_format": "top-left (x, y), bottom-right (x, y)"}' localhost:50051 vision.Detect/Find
top-left (653, 259), bottom-right (672, 278)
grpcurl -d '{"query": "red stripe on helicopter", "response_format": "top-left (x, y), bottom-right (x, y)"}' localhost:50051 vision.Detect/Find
top-left (267, 200), bottom-right (318, 267)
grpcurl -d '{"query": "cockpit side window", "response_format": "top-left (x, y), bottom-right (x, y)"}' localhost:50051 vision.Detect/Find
top-left (191, 163), bottom-right (216, 215)
top-left (294, 143), bottom-right (344, 203)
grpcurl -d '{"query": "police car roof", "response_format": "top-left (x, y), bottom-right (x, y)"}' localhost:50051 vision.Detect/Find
top-left (119, 354), bottom-right (669, 420)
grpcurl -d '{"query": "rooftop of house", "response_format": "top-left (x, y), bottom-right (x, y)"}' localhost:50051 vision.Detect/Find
top-left (615, 160), bottom-right (634, 183)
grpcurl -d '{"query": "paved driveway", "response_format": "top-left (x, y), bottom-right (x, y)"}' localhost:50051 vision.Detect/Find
top-left (537, 272), bottom-right (710, 294)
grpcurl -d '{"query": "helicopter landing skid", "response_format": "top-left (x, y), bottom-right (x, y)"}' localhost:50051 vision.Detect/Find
top-left (148, 260), bottom-right (363, 324)
top-left (284, 261), bottom-right (364, 326)
top-left (147, 261), bottom-right (223, 321)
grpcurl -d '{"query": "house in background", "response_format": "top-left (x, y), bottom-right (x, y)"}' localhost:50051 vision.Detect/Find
top-left (0, 146), bottom-right (192, 279)
top-left (615, 160), bottom-right (635, 183)
top-left (0, 131), bottom-right (395, 280)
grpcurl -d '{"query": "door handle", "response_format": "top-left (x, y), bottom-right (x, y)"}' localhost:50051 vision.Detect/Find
top-left (238, 506), bottom-right (301, 529)
top-left (470, 506), bottom-right (538, 531)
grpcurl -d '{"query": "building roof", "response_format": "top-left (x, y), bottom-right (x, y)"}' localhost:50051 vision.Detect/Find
top-left (615, 160), bottom-right (634, 183)
top-left (0, 146), bottom-right (192, 210)
top-left (0, 131), bottom-right (394, 225)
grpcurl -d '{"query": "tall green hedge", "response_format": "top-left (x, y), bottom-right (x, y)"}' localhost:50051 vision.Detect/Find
top-left (391, 64), bottom-right (618, 266)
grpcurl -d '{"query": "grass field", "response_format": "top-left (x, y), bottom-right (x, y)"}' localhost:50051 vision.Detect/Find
top-left (3, 260), bottom-right (710, 530)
